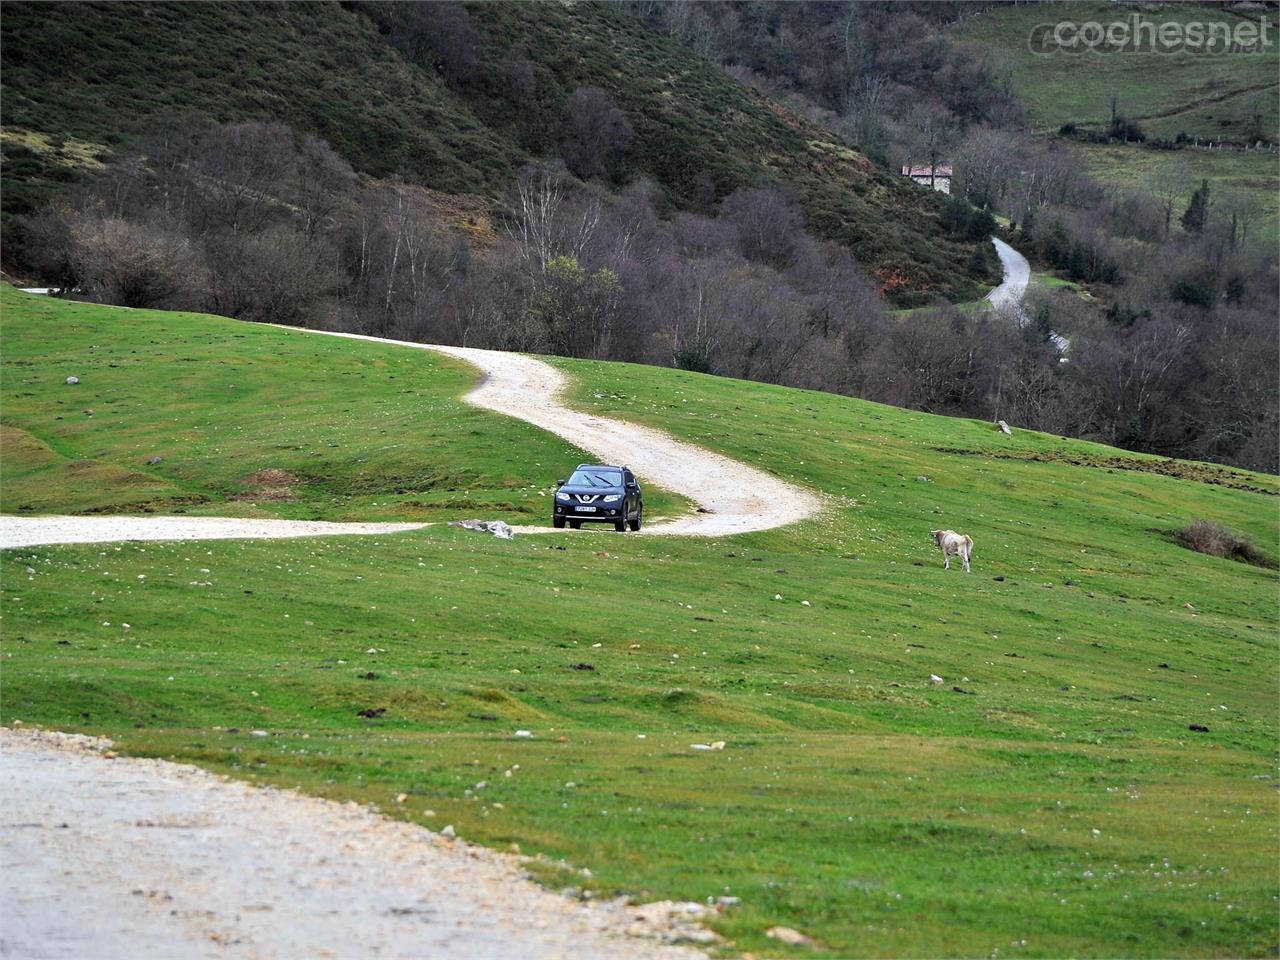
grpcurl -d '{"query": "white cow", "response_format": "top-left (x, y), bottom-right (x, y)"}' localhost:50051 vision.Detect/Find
top-left (931, 529), bottom-right (973, 572)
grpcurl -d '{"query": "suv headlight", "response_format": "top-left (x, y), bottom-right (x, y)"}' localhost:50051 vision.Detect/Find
top-left (602, 494), bottom-right (621, 502)
top-left (555, 492), bottom-right (571, 501)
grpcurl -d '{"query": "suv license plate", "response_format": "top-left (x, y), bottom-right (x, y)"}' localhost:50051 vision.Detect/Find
top-left (577, 506), bottom-right (597, 513)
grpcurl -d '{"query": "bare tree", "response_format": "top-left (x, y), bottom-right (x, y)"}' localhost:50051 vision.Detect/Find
top-left (560, 87), bottom-right (633, 181)
top-left (721, 186), bottom-right (805, 271)
top-left (506, 165), bottom-right (601, 273)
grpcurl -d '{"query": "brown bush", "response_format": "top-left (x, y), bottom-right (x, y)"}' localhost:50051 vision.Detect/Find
top-left (1174, 518), bottom-right (1273, 568)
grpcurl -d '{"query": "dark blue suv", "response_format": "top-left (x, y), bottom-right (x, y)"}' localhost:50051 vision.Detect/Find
top-left (553, 464), bottom-right (642, 531)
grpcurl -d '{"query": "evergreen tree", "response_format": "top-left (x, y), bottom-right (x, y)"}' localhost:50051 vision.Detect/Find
top-left (1180, 179), bottom-right (1210, 234)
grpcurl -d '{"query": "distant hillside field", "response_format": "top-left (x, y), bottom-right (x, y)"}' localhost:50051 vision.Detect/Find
top-left (954, 1), bottom-right (1280, 241)
top-left (2, 288), bottom-right (1276, 957)
top-left (955, 1), bottom-right (1279, 141)
top-left (0, 1), bottom-right (994, 304)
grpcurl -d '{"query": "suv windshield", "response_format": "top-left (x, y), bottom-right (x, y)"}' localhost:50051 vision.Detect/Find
top-left (567, 469), bottom-right (622, 487)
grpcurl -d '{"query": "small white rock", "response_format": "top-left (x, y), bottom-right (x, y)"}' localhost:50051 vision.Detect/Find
top-left (930, 674), bottom-right (944, 685)
top-left (514, 729), bottom-right (533, 738)
top-left (65, 376), bottom-right (79, 385)
top-left (441, 824), bottom-right (456, 839)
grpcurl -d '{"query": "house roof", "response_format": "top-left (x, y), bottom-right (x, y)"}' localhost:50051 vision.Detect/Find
top-left (901, 164), bottom-right (953, 177)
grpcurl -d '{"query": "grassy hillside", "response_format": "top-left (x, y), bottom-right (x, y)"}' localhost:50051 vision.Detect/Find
top-left (0, 1), bottom-right (993, 304)
top-left (2, 288), bottom-right (1277, 957)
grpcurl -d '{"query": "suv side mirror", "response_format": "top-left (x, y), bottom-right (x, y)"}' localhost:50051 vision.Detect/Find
top-left (556, 479), bottom-right (567, 487)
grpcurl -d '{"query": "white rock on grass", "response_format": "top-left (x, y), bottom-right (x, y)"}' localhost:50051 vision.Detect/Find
top-left (930, 674), bottom-right (944, 685)
top-left (65, 376), bottom-right (79, 385)
top-left (767, 925), bottom-right (815, 946)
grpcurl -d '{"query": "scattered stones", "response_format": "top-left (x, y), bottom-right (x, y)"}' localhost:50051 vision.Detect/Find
top-left (626, 900), bottom-right (718, 944)
top-left (440, 824), bottom-right (456, 839)
top-left (147, 456), bottom-right (163, 465)
top-left (571, 663), bottom-right (595, 671)
top-left (1188, 723), bottom-right (1210, 732)
top-left (356, 707), bottom-right (386, 719)
top-left (65, 376), bottom-right (79, 385)
top-left (996, 420), bottom-right (1013, 435)
top-left (993, 575), bottom-right (1005, 582)
top-left (249, 730), bottom-right (268, 737)
top-left (766, 925), bottom-right (815, 947)
top-left (929, 674), bottom-right (944, 685)
top-left (690, 741), bottom-right (725, 751)
top-left (514, 730), bottom-right (533, 738)
top-left (448, 519), bottom-right (515, 540)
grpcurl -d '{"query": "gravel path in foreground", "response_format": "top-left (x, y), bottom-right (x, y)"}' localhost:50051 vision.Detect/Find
top-left (0, 728), bottom-right (711, 960)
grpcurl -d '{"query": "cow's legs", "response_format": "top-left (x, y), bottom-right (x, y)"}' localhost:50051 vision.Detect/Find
top-left (962, 552), bottom-right (971, 573)
top-left (943, 553), bottom-right (950, 570)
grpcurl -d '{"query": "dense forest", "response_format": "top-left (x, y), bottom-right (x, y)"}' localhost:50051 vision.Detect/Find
top-left (4, 1), bottom-right (1276, 472)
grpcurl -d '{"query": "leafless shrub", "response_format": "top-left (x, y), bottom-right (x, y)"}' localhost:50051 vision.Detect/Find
top-left (560, 87), bottom-right (633, 181)
top-left (1174, 519), bottom-right (1273, 568)
top-left (67, 216), bottom-right (205, 309)
top-left (721, 186), bottom-right (805, 271)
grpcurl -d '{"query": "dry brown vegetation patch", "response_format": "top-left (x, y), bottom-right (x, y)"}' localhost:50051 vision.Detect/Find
top-left (236, 468), bottom-right (300, 502)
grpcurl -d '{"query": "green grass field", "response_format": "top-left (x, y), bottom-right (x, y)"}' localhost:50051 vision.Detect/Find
top-left (955, 1), bottom-right (1279, 140)
top-left (2, 288), bottom-right (1277, 957)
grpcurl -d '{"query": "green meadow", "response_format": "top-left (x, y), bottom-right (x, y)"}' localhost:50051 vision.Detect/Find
top-left (955, 1), bottom-right (1280, 244)
top-left (954, 2), bottom-right (1279, 141)
top-left (2, 288), bottom-right (1276, 957)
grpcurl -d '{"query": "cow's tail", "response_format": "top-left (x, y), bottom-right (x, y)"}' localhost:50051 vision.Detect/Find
top-left (964, 536), bottom-right (973, 553)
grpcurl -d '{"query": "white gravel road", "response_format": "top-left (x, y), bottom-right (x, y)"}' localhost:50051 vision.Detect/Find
top-left (0, 330), bottom-right (820, 549)
top-left (0, 728), bottom-right (712, 960)
top-left (986, 237), bottom-right (1030, 318)
top-left (0, 515), bottom-right (425, 549)
top-left (298, 330), bottom-right (822, 537)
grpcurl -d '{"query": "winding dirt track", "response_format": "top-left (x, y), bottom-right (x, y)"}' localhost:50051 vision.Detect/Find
top-left (986, 237), bottom-right (1030, 317)
top-left (0, 330), bottom-right (821, 549)
top-left (317, 332), bottom-right (821, 536)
